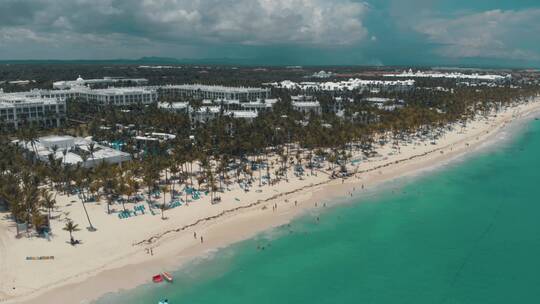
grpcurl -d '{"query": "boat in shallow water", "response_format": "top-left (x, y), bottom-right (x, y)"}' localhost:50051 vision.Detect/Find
top-left (162, 272), bottom-right (174, 282)
top-left (152, 274), bottom-right (163, 283)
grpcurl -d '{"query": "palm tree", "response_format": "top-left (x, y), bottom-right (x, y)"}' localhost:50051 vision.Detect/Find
top-left (102, 171), bottom-right (118, 215)
top-left (206, 167), bottom-right (217, 204)
top-left (62, 149), bottom-right (68, 166)
top-left (169, 163), bottom-right (179, 197)
top-left (118, 173), bottom-right (137, 210)
top-left (40, 189), bottom-right (56, 229)
top-left (24, 126), bottom-right (40, 159)
top-left (51, 144), bottom-right (59, 157)
top-left (74, 168), bottom-right (96, 231)
top-left (159, 184), bottom-right (169, 220)
top-left (31, 210), bottom-right (47, 235)
top-left (88, 142), bottom-right (96, 162)
top-left (160, 202), bottom-right (168, 220)
top-left (63, 220), bottom-right (80, 242)
top-left (21, 173), bottom-right (40, 234)
top-left (143, 158), bottom-right (160, 210)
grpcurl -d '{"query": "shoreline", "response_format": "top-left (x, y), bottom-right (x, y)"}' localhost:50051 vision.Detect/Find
top-left (3, 100), bottom-right (540, 304)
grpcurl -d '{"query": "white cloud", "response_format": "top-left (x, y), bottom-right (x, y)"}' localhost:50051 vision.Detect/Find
top-left (138, 0), bottom-right (369, 45)
top-left (414, 9), bottom-right (540, 61)
top-left (0, 27), bottom-right (51, 43)
top-left (0, 0), bottom-right (369, 47)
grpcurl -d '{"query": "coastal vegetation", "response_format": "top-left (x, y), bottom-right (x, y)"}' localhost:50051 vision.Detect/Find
top-left (1, 66), bottom-right (539, 240)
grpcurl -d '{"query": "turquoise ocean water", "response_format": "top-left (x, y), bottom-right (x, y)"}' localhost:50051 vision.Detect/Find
top-left (96, 118), bottom-right (540, 304)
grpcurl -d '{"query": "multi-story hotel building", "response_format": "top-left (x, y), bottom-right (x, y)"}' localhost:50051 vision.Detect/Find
top-left (77, 87), bottom-right (158, 106)
top-left (4, 87), bottom-right (158, 107)
top-left (158, 84), bottom-right (271, 101)
top-left (0, 95), bottom-right (66, 130)
top-left (53, 76), bottom-right (148, 89)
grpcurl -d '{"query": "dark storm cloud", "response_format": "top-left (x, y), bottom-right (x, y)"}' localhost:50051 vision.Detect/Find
top-left (0, 0), bottom-right (47, 26)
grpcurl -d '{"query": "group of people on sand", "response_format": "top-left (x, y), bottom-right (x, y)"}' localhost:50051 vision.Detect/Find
top-left (194, 231), bottom-right (203, 243)
top-left (145, 231), bottom-right (205, 256)
top-left (70, 236), bottom-right (81, 246)
top-left (142, 175), bottom-right (369, 258)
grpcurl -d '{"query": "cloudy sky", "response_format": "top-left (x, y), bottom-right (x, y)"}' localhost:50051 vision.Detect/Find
top-left (0, 0), bottom-right (538, 67)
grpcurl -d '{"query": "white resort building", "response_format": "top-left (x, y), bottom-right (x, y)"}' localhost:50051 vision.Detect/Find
top-left (240, 99), bottom-right (279, 112)
top-left (0, 95), bottom-right (66, 130)
top-left (158, 84), bottom-right (271, 101)
top-left (15, 135), bottom-right (131, 167)
top-left (191, 106), bottom-right (222, 124)
top-left (226, 110), bottom-right (259, 122)
top-left (77, 87), bottom-right (158, 106)
top-left (292, 101), bottom-right (322, 115)
top-left (158, 102), bottom-right (190, 114)
top-left (383, 69), bottom-right (511, 82)
top-left (1, 86), bottom-right (158, 108)
top-left (363, 97), bottom-right (405, 111)
top-left (53, 76), bottom-right (148, 89)
top-left (268, 78), bottom-right (415, 93)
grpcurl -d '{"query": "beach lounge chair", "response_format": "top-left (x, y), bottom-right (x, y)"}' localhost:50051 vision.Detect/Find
top-left (134, 205), bottom-right (145, 215)
top-left (118, 210), bottom-right (132, 219)
top-left (168, 200), bottom-right (182, 209)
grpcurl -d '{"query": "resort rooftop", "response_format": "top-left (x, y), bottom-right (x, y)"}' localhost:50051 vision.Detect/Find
top-left (268, 78), bottom-right (415, 91)
top-left (292, 101), bottom-right (321, 107)
top-left (53, 76), bottom-right (148, 89)
top-left (160, 84), bottom-right (270, 94)
top-left (226, 110), bottom-right (259, 119)
top-left (15, 135), bottom-right (131, 167)
top-left (384, 69), bottom-right (511, 81)
top-left (0, 95), bottom-right (62, 106)
top-left (88, 87), bottom-right (156, 95)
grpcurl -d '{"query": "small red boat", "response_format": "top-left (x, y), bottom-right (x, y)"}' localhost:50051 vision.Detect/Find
top-left (152, 274), bottom-right (163, 283)
top-left (162, 272), bottom-right (174, 283)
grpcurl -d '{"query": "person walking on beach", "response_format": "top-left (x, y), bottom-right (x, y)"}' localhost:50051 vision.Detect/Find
top-left (200, 236), bottom-right (204, 243)
top-left (194, 232), bottom-right (197, 239)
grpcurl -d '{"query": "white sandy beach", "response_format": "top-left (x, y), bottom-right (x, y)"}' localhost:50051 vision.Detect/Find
top-left (1, 99), bottom-right (540, 304)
